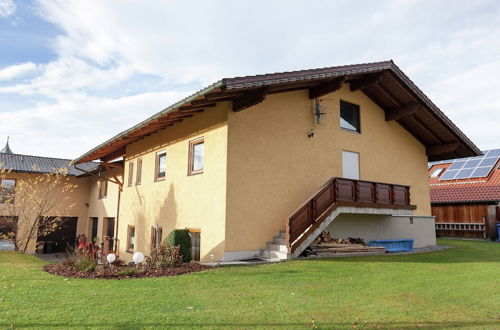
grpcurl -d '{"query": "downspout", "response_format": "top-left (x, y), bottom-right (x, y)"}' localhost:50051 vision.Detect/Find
top-left (115, 186), bottom-right (122, 253)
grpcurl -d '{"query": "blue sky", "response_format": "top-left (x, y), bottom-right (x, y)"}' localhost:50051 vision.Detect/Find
top-left (0, 1), bottom-right (58, 66)
top-left (0, 0), bottom-right (499, 158)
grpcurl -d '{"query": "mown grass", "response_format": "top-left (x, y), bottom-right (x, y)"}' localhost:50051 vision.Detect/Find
top-left (1, 239), bottom-right (499, 329)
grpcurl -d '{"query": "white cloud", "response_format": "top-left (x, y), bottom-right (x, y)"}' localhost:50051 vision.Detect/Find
top-left (0, 0), bottom-right (499, 157)
top-left (0, 90), bottom-right (191, 158)
top-left (0, 0), bottom-right (15, 17)
top-left (0, 62), bottom-right (38, 81)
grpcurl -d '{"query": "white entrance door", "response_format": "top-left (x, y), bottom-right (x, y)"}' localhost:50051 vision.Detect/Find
top-left (342, 151), bottom-right (360, 180)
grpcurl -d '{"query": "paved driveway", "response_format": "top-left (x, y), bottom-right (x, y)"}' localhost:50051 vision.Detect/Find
top-left (0, 239), bottom-right (15, 251)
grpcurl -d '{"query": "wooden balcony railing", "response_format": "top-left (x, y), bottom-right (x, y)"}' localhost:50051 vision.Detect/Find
top-left (287, 178), bottom-right (416, 253)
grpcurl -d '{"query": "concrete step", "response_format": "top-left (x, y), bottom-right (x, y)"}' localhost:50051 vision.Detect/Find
top-left (259, 249), bottom-right (288, 260)
top-left (272, 237), bottom-right (286, 245)
top-left (267, 243), bottom-right (288, 253)
top-left (257, 257), bottom-right (285, 263)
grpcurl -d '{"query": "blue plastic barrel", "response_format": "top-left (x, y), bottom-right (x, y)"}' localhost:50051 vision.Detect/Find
top-left (496, 224), bottom-right (500, 242)
top-left (368, 239), bottom-right (414, 252)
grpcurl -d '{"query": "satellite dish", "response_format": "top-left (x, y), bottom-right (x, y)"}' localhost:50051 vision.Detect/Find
top-left (106, 253), bottom-right (116, 264)
top-left (133, 252), bottom-right (144, 264)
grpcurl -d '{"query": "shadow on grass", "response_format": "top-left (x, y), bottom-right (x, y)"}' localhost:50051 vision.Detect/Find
top-left (3, 320), bottom-right (499, 329)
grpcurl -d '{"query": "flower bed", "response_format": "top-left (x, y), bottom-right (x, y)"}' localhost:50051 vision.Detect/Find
top-left (45, 234), bottom-right (210, 279)
top-left (44, 262), bottom-right (210, 279)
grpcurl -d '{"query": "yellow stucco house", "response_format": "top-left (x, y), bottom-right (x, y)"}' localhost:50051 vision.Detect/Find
top-left (72, 61), bottom-right (480, 262)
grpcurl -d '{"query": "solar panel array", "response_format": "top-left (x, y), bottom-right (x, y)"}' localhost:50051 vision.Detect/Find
top-left (436, 149), bottom-right (500, 181)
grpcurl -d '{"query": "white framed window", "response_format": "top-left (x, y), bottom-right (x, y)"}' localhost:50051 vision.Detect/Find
top-left (188, 137), bottom-right (204, 175)
top-left (155, 150), bottom-right (167, 181)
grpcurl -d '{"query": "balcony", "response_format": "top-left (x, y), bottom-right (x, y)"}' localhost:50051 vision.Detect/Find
top-left (287, 178), bottom-right (416, 253)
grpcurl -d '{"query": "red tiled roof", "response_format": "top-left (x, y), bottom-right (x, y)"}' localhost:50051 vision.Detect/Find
top-left (429, 163), bottom-right (500, 203)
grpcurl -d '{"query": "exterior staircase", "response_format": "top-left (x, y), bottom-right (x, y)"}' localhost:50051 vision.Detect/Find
top-left (258, 177), bottom-right (416, 261)
top-left (258, 230), bottom-right (289, 261)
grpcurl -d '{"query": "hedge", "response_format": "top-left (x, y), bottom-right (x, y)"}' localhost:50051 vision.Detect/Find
top-left (164, 229), bottom-right (192, 263)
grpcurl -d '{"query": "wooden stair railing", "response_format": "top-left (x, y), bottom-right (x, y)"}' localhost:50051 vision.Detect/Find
top-left (286, 178), bottom-right (416, 253)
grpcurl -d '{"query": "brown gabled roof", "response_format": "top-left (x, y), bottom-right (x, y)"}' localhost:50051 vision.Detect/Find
top-left (74, 60), bottom-right (481, 164)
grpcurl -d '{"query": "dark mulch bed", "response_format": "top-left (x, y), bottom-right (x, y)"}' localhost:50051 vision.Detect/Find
top-left (44, 262), bottom-right (211, 279)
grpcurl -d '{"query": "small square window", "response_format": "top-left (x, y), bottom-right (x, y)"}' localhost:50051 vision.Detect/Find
top-left (340, 100), bottom-right (360, 133)
top-left (155, 151), bottom-right (167, 181)
top-left (188, 138), bottom-right (204, 175)
top-left (0, 179), bottom-right (16, 204)
top-left (127, 225), bottom-right (135, 252)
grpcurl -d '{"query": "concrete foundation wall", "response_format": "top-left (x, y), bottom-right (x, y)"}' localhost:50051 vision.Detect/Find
top-left (326, 213), bottom-right (436, 248)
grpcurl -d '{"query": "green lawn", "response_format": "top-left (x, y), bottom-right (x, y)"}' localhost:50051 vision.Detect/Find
top-left (1, 239), bottom-right (500, 329)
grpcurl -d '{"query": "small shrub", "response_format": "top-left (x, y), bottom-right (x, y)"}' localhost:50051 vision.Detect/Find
top-left (117, 267), bottom-right (141, 276)
top-left (65, 243), bottom-right (98, 272)
top-left (164, 229), bottom-right (192, 263)
top-left (76, 235), bottom-right (99, 261)
top-left (73, 256), bottom-right (97, 272)
top-left (146, 244), bottom-right (182, 269)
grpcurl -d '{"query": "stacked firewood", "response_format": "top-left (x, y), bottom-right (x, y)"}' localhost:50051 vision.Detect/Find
top-left (311, 231), bottom-right (366, 245)
top-left (304, 231), bottom-right (386, 255)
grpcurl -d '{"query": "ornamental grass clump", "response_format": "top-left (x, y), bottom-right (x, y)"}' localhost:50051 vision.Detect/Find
top-left (117, 267), bottom-right (141, 277)
top-left (65, 236), bottom-right (99, 272)
top-left (73, 255), bottom-right (97, 272)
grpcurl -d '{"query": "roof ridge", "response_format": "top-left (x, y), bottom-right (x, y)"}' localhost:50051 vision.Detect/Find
top-left (222, 60), bottom-right (393, 82)
top-left (0, 152), bottom-right (74, 163)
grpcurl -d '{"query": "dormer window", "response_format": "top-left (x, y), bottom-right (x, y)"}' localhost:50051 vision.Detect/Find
top-left (430, 168), bottom-right (444, 178)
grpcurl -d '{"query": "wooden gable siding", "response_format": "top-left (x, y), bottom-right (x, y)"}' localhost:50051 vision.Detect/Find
top-left (432, 203), bottom-right (488, 238)
top-left (432, 203), bottom-right (487, 223)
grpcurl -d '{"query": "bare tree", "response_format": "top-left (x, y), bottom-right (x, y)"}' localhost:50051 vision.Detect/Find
top-left (0, 164), bottom-right (77, 253)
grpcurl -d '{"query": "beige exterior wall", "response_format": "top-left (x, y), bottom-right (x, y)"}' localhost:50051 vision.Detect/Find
top-left (0, 171), bottom-right (90, 253)
top-left (225, 85), bottom-right (432, 253)
top-left (116, 103), bottom-right (228, 262)
top-left (86, 172), bottom-right (122, 246)
top-left (326, 214), bottom-right (437, 248)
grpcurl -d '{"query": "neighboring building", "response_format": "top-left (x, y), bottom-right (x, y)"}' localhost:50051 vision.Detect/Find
top-left (74, 60), bottom-right (480, 262)
top-left (428, 149), bottom-right (500, 240)
top-left (0, 142), bottom-right (122, 253)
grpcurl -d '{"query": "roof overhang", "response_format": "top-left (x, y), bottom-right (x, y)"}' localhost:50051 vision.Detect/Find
top-left (74, 60), bottom-right (481, 164)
